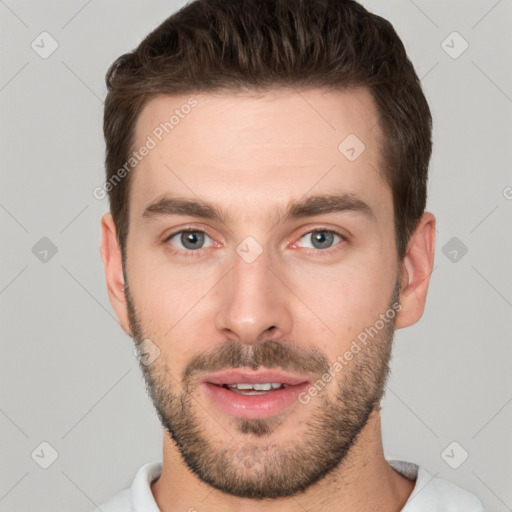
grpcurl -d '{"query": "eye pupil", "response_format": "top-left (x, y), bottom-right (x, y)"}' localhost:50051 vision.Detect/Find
top-left (181, 231), bottom-right (204, 250)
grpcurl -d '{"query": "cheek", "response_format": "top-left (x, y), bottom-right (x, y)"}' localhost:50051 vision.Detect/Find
top-left (287, 256), bottom-right (395, 342)
top-left (127, 250), bottom-right (216, 336)
top-left (127, 265), bottom-right (210, 375)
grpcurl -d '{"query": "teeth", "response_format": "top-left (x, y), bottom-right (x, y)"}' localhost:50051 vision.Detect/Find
top-left (226, 383), bottom-right (284, 390)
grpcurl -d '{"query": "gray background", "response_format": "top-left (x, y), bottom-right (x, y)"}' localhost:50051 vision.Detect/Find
top-left (1, 0), bottom-right (511, 511)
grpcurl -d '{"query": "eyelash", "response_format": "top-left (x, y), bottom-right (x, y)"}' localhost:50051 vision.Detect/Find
top-left (163, 227), bottom-right (347, 259)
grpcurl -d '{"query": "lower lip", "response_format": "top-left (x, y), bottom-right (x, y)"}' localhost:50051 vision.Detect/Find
top-left (201, 382), bottom-right (310, 419)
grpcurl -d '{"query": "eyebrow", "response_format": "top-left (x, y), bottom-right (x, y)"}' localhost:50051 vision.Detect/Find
top-left (142, 192), bottom-right (376, 225)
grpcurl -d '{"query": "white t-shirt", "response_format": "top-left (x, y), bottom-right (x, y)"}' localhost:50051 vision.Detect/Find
top-left (91, 459), bottom-right (486, 511)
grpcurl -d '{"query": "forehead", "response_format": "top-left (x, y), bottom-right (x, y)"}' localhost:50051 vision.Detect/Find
top-left (129, 87), bottom-right (389, 223)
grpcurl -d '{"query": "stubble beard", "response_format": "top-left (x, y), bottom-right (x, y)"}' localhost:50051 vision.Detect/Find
top-left (125, 281), bottom-right (398, 499)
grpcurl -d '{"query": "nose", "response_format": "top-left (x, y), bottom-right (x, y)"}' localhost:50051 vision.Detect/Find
top-left (214, 247), bottom-right (293, 345)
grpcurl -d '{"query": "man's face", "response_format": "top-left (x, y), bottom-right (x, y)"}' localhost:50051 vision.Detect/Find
top-left (122, 88), bottom-right (400, 498)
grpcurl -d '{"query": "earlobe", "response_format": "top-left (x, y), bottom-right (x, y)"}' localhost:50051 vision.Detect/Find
top-left (395, 212), bottom-right (436, 329)
top-left (100, 213), bottom-right (131, 335)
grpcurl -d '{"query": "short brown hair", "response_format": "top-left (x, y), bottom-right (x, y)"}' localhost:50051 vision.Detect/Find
top-left (103, 0), bottom-right (432, 261)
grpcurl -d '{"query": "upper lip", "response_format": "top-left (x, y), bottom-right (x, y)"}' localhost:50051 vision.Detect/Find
top-left (201, 368), bottom-right (312, 386)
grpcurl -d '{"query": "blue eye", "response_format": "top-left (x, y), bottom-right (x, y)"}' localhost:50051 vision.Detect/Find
top-left (163, 227), bottom-right (345, 258)
top-left (298, 230), bottom-right (344, 250)
top-left (165, 230), bottom-right (213, 251)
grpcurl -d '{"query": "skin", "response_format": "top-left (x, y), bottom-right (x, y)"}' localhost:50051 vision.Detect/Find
top-left (100, 87), bottom-right (436, 512)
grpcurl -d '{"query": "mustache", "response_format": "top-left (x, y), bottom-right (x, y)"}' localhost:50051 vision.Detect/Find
top-left (182, 338), bottom-right (331, 384)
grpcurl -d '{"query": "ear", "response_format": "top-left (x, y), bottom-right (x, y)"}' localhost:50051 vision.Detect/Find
top-left (100, 213), bottom-right (131, 335)
top-left (395, 212), bottom-right (436, 329)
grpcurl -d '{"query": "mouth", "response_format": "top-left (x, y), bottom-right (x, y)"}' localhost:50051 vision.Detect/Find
top-left (199, 368), bottom-right (312, 419)
top-left (215, 382), bottom-right (291, 395)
